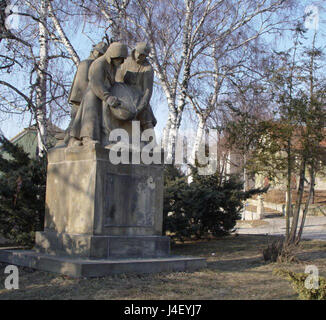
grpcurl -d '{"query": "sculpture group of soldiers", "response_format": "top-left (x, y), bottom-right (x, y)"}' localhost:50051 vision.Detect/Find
top-left (58, 41), bottom-right (157, 148)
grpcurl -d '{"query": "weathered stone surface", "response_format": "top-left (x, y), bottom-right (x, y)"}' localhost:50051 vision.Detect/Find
top-left (35, 231), bottom-right (170, 259)
top-left (69, 42), bottom-right (129, 146)
top-left (116, 42), bottom-right (157, 130)
top-left (44, 144), bottom-right (164, 236)
top-left (0, 249), bottom-right (207, 278)
top-left (0, 143), bottom-right (207, 277)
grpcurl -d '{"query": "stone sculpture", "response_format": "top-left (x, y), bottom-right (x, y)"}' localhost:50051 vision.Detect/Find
top-left (116, 42), bottom-right (157, 131)
top-left (56, 42), bottom-right (109, 146)
top-left (0, 39), bottom-right (206, 278)
top-left (68, 42), bottom-right (109, 126)
top-left (67, 42), bottom-right (158, 149)
top-left (69, 42), bottom-right (129, 147)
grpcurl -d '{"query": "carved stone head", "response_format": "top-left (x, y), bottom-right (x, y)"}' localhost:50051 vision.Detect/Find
top-left (133, 42), bottom-right (151, 64)
top-left (105, 42), bottom-right (128, 65)
top-left (93, 42), bottom-right (109, 55)
top-left (135, 42), bottom-right (151, 56)
top-left (90, 41), bottom-right (109, 59)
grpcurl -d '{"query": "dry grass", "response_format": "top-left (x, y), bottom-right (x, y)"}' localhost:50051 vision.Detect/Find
top-left (235, 220), bottom-right (269, 228)
top-left (245, 205), bottom-right (281, 214)
top-left (0, 235), bottom-right (325, 300)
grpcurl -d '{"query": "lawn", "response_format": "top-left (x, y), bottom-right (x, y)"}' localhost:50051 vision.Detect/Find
top-left (0, 235), bottom-right (325, 300)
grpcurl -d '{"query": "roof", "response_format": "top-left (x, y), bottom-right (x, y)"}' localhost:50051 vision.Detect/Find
top-left (10, 122), bottom-right (64, 143)
top-left (0, 122), bottom-right (64, 159)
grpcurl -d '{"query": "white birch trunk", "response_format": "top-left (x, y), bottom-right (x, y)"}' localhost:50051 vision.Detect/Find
top-left (36, 108), bottom-right (47, 156)
top-left (165, 0), bottom-right (194, 163)
top-left (156, 70), bottom-right (176, 156)
top-left (187, 114), bottom-right (206, 183)
top-left (101, 0), bottom-right (130, 40)
top-left (190, 115), bottom-right (206, 165)
top-left (162, 113), bottom-right (171, 152)
top-left (166, 110), bottom-right (179, 164)
top-left (48, 1), bottom-right (80, 66)
top-left (36, 0), bottom-right (49, 158)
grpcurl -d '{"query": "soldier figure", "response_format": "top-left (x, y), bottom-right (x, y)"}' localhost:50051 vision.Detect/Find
top-left (116, 42), bottom-right (157, 131)
top-left (69, 42), bottom-right (128, 146)
top-left (57, 42), bottom-right (109, 145)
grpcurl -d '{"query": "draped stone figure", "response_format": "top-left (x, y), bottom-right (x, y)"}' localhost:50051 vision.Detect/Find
top-left (56, 42), bottom-right (109, 146)
top-left (68, 42), bottom-right (109, 116)
top-left (69, 42), bottom-right (128, 147)
top-left (116, 42), bottom-right (157, 131)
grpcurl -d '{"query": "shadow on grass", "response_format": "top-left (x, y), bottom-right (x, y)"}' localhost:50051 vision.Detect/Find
top-left (207, 256), bottom-right (265, 272)
top-left (0, 278), bottom-right (89, 300)
top-left (0, 235), bottom-right (323, 300)
top-left (296, 249), bottom-right (326, 262)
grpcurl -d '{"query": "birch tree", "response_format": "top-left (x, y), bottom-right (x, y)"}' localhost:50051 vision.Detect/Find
top-left (35, 0), bottom-right (49, 157)
top-left (186, 12), bottom-right (292, 170)
top-left (0, 0), bottom-right (50, 157)
top-left (0, 0), bottom-right (81, 156)
top-left (125, 0), bottom-right (294, 162)
top-left (47, 0), bottom-right (80, 67)
top-left (0, 0), bottom-right (297, 162)
top-left (66, 0), bottom-right (295, 164)
top-left (130, 0), bottom-right (224, 162)
top-left (73, 0), bottom-right (131, 42)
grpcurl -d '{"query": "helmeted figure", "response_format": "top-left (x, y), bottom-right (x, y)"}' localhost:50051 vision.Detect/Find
top-left (116, 42), bottom-right (157, 131)
top-left (69, 42), bottom-right (128, 146)
top-left (68, 42), bottom-right (109, 109)
top-left (58, 42), bottom-right (109, 145)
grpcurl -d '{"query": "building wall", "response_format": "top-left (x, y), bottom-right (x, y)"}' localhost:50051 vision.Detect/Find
top-left (315, 176), bottom-right (326, 190)
top-left (1, 129), bottom-right (58, 160)
top-left (15, 130), bottom-right (39, 158)
top-left (255, 170), bottom-right (326, 192)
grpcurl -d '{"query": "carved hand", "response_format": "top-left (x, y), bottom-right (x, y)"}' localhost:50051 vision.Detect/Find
top-left (136, 92), bottom-right (149, 114)
top-left (136, 101), bottom-right (147, 115)
top-left (106, 96), bottom-right (120, 108)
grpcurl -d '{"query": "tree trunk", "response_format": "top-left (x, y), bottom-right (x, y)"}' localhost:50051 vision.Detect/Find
top-left (48, 0), bottom-right (80, 67)
top-left (162, 113), bottom-right (171, 152)
top-left (296, 166), bottom-right (315, 244)
top-left (243, 154), bottom-right (247, 192)
top-left (35, 0), bottom-right (49, 158)
top-left (187, 115), bottom-right (206, 183)
top-left (190, 115), bottom-right (206, 165)
top-left (100, 0), bottom-right (130, 41)
top-left (166, 111), bottom-right (179, 164)
top-left (164, 0), bottom-right (194, 164)
top-left (289, 157), bottom-right (306, 243)
top-left (36, 108), bottom-right (47, 157)
top-left (285, 138), bottom-right (292, 241)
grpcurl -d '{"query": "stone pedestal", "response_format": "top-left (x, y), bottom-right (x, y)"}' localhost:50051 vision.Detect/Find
top-left (0, 144), bottom-right (206, 277)
top-left (36, 143), bottom-right (168, 259)
top-left (42, 143), bottom-right (164, 237)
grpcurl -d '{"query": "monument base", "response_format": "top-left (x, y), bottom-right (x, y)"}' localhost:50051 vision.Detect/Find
top-left (0, 249), bottom-right (207, 278)
top-left (0, 144), bottom-right (207, 277)
top-left (35, 231), bottom-right (171, 259)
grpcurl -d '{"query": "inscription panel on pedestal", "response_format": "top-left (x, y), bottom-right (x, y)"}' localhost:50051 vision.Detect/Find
top-left (103, 172), bottom-right (156, 228)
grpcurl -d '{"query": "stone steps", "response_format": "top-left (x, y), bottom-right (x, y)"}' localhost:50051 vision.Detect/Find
top-left (0, 249), bottom-right (206, 278)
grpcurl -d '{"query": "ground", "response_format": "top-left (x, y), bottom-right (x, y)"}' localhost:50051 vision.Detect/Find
top-left (0, 235), bottom-right (325, 300)
top-left (237, 216), bottom-right (326, 240)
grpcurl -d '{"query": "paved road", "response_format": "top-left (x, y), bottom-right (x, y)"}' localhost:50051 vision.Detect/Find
top-left (236, 216), bottom-right (326, 241)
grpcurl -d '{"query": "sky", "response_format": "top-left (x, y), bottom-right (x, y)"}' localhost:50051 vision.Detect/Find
top-left (0, 15), bottom-right (170, 141)
top-left (1, 1), bottom-right (325, 141)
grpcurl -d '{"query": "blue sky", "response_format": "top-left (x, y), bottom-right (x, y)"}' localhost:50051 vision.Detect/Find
top-left (1, 1), bottom-right (325, 141)
top-left (0, 18), bottom-right (170, 141)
